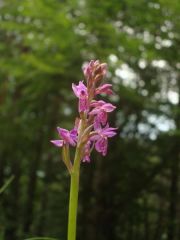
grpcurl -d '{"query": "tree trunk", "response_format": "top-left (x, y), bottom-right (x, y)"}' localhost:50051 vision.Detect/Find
top-left (167, 146), bottom-right (179, 240)
top-left (143, 196), bottom-right (149, 240)
top-left (36, 154), bottom-right (53, 235)
top-left (167, 80), bottom-right (180, 240)
top-left (35, 96), bottom-right (62, 235)
top-left (153, 198), bottom-right (164, 240)
top-left (4, 156), bottom-right (21, 240)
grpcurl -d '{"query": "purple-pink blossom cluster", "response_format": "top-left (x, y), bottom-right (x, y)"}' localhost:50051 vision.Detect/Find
top-left (51, 60), bottom-right (117, 164)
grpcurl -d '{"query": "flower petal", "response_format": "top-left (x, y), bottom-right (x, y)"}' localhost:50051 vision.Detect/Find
top-left (103, 131), bottom-right (117, 137)
top-left (57, 127), bottom-right (69, 139)
top-left (70, 129), bottom-right (78, 142)
top-left (97, 111), bottom-right (107, 125)
top-left (90, 100), bottom-right (106, 108)
top-left (95, 84), bottom-right (113, 95)
top-left (50, 140), bottom-right (63, 147)
top-left (72, 83), bottom-right (79, 97)
top-left (101, 103), bottom-right (116, 112)
top-left (90, 134), bottom-right (99, 141)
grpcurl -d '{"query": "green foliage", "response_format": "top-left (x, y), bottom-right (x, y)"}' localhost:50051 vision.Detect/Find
top-left (0, 0), bottom-right (179, 240)
top-left (24, 238), bottom-right (58, 240)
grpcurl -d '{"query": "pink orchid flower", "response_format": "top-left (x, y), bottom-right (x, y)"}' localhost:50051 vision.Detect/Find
top-left (51, 127), bottom-right (77, 147)
top-left (90, 124), bottom-right (117, 156)
top-left (72, 81), bottom-right (89, 112)
top-left (89, 100), bottom-right (116, 125)
top-left (83, 60), bottom-right (95, 80)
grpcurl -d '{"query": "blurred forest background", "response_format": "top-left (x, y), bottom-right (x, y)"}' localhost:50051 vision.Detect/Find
top-left (0, 0), bottom-right (180, 240)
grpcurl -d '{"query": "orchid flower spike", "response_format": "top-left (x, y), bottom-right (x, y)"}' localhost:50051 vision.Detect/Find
top-left (51, 59), bottom-right (117, 170)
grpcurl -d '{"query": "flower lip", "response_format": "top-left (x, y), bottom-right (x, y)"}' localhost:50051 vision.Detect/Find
top-left (80, 90), bottom-right (86, 96)
top-left (95, 137), bottom-right (108, 156)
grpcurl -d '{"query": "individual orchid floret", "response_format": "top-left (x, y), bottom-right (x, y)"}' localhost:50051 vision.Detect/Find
top-left (51, 127), bottom-right (77, 147)
top-left (72, 81), bottom-right (89, 112)
top-left (89, 100), bottom-right (116, 125)
top-left (90, 124), bottom-right (117, 156)
top-left (82, 60), bottom-right (95, 81)
top-left (95, 84), bottom-right (113, 95)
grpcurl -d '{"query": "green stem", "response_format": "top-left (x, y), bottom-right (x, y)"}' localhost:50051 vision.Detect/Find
top-left (67, 147), bottom-right (82, 240)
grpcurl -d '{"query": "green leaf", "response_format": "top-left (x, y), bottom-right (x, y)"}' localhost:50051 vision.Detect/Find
top-left (0, 175), bottom-right (14, 194)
